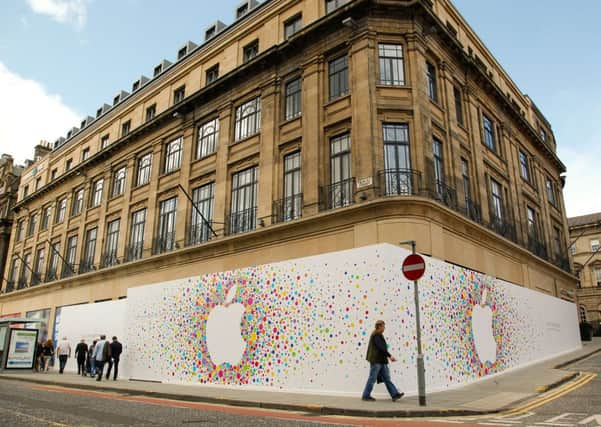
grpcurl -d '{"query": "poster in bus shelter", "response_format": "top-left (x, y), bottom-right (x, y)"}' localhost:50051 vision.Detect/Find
top-left (5, 329), bottom-right (38, 369)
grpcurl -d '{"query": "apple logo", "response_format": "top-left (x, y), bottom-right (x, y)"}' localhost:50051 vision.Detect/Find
top-left (471, 285), bottom-right (497, 364)
top-left (206, 283), bottom-right (247, 366)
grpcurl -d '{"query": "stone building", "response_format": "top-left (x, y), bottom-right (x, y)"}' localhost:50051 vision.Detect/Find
top-left (569, 212), bottom-right (601, 330)
top-left (0, 0), bottom-right (576, 336)
top-left (0, 155), bottom-right (24, 285)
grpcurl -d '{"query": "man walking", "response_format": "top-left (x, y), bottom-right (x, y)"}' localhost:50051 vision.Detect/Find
top-left (74, 339), bottom-right (88, 376)
top-left (106, 336), bottom-right (123, 380)
top-left (56, 337), bottom-right (72, 374)
top-left (93, 335), bottom-right (111, 381)
top-left (361, 320), bottom-right (404, 402)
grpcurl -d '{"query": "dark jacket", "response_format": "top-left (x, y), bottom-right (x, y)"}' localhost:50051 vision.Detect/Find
top-left (75, 342), bottom-right (88, 360)
top-left (42, 344), bottom-right (54, 357)
top-left (366, 332), bottom-right (391, 364)
top-left (110, 341), bottom-right (123, 360)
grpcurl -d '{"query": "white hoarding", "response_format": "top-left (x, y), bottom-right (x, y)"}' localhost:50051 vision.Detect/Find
top-left (56, 299), bottom-right (127, 375)
top-left (121, 243), bottom-right (580, 395)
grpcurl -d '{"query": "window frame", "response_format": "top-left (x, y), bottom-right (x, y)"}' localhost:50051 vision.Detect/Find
top-left (145, 104), bottom-right (156, 122)
top-left (519, 150), bottom-right (531, 183)
top-left (136, 152), bottom-right (152, 187)
top-left (71, 188), bottom-right (84, 216)
top-left (205, 64), bottom-right (219, 85)
top-left (378, 43), bottom-right (405, 86)
top-left (284, 14), bottom-right (302, 39)
top-left (112, 166), bottom-right (127, 197)
top-left (482, 114), bottom-right (497, 153)
top-left (328, 55), bottom-right (349, 101)
top-left (128, 208), bottom-right (146, 261)
top-left (234, 97), bottom-right (261, 142)
top-left (284, 77), bottom-right (302, 120)
top-left (90, 178), bottom-right (104, 208)
top-left (243, 39), bottom-right (259, 63)
top-left (121, 120), bottom-right (131, 137)
top-left (426, 61), bottom-right (438, 102)
top-left (173, 86), bottom-right (186, 104)
top-left (196, 118), bottom-right (220, 159)
top-left (163, 137), bottom-right (183, 174)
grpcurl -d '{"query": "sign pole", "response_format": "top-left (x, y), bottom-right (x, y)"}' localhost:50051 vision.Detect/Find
top-left (400, 240), bottom-right (427, 406)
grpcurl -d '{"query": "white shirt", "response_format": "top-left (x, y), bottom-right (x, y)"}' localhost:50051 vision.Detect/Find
top-left (56, 340), bottom-right (71, 356)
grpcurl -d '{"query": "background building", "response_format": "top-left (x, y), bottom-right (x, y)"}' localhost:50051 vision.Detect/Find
top-left (0, 0), bottom-right (576, 337)
top-left (569, 212), bottom-right (601, 331)
top-left (0, 154), bottom-right (24, 289)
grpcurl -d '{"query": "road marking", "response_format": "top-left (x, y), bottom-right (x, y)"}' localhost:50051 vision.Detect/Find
top-left (502, 372), bottom-right (597, 416)
top-left (578, 415), bottom-right (601, 426)
top-left (0, 406), bottom-right (73, 426)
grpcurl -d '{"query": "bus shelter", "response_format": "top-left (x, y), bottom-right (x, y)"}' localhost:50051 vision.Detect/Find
top-left (0, 318), bottom-right (40, 371)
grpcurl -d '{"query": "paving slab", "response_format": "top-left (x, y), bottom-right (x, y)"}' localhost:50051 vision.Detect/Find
top-left (1, 338), bottom-right (599, 418)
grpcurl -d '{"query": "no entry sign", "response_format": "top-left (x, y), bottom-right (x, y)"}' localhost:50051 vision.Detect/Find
top-left (402, 254), bottom-right (426, 281)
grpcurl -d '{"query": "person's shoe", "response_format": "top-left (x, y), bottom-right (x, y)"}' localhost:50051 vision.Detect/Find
top-left (392, 393), bottom-right (404, 401)
top-left (361, 396), bottom-right (376, 401)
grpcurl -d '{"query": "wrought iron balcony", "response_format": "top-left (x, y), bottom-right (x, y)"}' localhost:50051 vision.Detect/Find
top-left (186, 222), bottom-right (214, 246)
top-left (101, 250), bottom-right (119, 268)
top-left (487, 215), bottom-right (517, 243)
top-left (61, 264), bottom-right (76, 279)
top-left (152, 232), bottom-right (177, 255)
top-left (126, 242), bottom-right (144, 262)
top-left (17, 278), bottom-right (28, 290)
top-left (225, 207), bottom-right (257, 236)
top-left (78, 259), bottom-right (96, 274)
top-left (5, 281), bottom-right (15, 293)
top-left (45, 268), bottom-right (58, 283)
top-left (458, 198), bottom-right (482, 224)
top-left (30, 273), bottom-right (43, 286)
top-left (320, 178), bottom-right (355, 211)
top-left (378, 169), bottom-right (421, 197)
top-left (430, 180), bottom-right (458, 210)
top-left (527, 231), bottom-right (549, 260)
top-left (272, 194), bottom-right (303, 224)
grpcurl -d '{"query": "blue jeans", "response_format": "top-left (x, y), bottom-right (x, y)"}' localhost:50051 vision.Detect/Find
top-left (361, 363), bottom-right (400, 399)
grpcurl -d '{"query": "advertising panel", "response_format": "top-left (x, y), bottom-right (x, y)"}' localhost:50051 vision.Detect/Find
top-left (5, 329), bottom-right (38, 369)
top-left (123, 244), bottom-right (581, 395)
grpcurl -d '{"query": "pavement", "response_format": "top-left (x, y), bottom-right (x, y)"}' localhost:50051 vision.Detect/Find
top-left (1, 338), bottom-right (599, 419)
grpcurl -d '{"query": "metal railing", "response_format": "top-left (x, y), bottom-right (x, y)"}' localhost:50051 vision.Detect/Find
top-left (225, 207), bottom-right (257, 236)
top-left (45, 268), bottom-right (58, 283)
top-left (126, 242), bottom-right (144, 262)
top-left (458, 198), bottom-right (482, 224)
top-left (272, 194), bottom-right (303, 224)
top-left (4, 281), bottom-right (15, 293)
top-left (431, 180), bottom-right (458, 210)
top-left (101, 250), bottom-right (119, 268)
top-left (61, 264), bottom-right (76, 279)
top-left (527, 231), bottom-right (548, 260)
top-left (320, 178), bottom-right (355, 211)
top-left (378, 169), bottom-right (421, 197)
top-left (153, 232), bottom-right (177, 255)
top-left (186, 222), bottom-right (214, 246)
top-left (78, 259), bottom-right (95, 274)
top-left (487, 215), bottom-right (517, 243)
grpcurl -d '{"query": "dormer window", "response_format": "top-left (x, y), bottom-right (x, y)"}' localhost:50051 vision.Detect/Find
top-left (236, 3), bottom-right (248, 18)
top-left (132, 80), bottom-right (140, 92)
top-left (96, 107), bottom-right (103, 117)
top-left (206, 26), bottom-right (216, 40)
top-left (81, 119), bottom-right (86, 128)
top-left (178, 47), bottom-right (187, 60)
top-left (154, 65), bottom-right (162, 76)
top-left (113, 95), bottom-right (120, 105)
top-left (67, 130), bottom-right (73, 138)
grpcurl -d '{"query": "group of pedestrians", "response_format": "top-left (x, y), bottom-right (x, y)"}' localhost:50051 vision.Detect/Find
top-left (34, 335), bottom-right (122, 381)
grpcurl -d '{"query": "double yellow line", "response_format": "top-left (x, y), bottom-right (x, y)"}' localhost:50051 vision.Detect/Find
top-left (500, 371), bottom-right (597, 416)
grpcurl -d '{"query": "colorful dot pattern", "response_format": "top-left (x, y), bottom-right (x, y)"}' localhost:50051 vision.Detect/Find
top-left (125, 244), bottom-right (572, 394)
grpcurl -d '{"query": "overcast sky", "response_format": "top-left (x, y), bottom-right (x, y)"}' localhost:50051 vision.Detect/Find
top-left (0, 0), bottom-right (599, 217)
